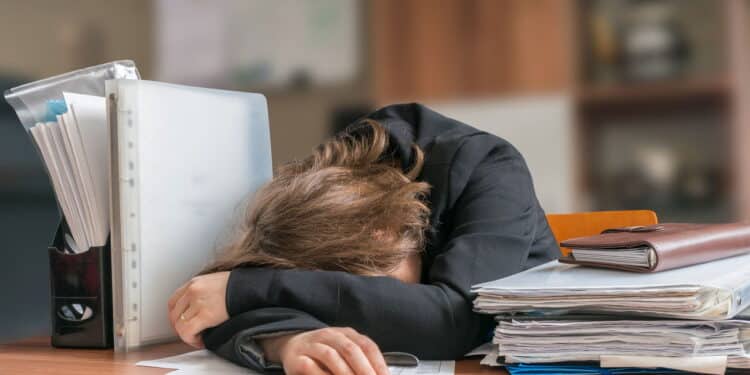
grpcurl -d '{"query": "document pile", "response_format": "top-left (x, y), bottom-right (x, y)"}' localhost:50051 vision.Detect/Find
top-left (474, 253), bottom-right (750, 320)
top-left (472, 251), bottom-right (750, 373)
top-left (495, 316), bottom-right (750, 368)
top-left (28, 93), bottom-right (109, 253)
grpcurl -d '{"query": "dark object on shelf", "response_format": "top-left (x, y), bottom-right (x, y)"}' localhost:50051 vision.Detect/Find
top-left (586, 0), bottom-right (693, 84)
top-left (619, 0), bottom-right (691, 82)
top-left (596, 161), bottom-right (729, 223)
top-left (607, 166), bottom-right (658, 209)
top-left (675, 165), bottom-right (724, 208)
top-left (48, 220), bottom-right (112, 348)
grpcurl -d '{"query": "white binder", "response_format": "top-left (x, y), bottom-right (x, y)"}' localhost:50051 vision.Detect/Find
top-left (106, 80), bottom-right (273, 350)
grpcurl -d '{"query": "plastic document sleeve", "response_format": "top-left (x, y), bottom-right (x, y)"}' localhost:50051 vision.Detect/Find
top-left (106, 80), bottom-right (273, 350)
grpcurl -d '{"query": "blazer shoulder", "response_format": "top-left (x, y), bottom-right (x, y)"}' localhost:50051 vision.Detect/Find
top-left (369, 103), bottom-right (482, 138)
top-left (361, 102), bottom-right (529, 179)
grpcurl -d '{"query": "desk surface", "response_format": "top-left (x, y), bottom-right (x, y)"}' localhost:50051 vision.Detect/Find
top-left (0, 337), bottom-right (506, 375)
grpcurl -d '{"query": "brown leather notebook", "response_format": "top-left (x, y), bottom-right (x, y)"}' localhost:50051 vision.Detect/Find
top-left (559, 223), bottom-right (750, 272)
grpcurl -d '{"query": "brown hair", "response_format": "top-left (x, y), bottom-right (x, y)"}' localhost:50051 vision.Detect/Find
top-left (201, 119), bottom-right (431, 276)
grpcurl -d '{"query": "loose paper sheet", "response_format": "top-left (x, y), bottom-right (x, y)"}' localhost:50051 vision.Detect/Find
top-left (464, 342), bottom-right (494, 357)
top-left (390, 360), bottom-right (454, 375)
top-left (137, 349), bottom-right (455, 374)
top-left (137, 349), bottom-right (256, 374)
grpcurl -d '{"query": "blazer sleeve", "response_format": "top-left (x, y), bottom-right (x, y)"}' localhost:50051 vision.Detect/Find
top-left (224, 135), bottom-right (558, 359)
top-left (203, 307), bottom-right (327, 373)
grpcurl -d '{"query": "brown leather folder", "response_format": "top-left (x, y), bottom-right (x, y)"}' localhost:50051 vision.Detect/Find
top-left (559, 223), bottom-right (750, 272)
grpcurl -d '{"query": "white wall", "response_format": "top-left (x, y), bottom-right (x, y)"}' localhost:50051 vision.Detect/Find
top-left (429, 95), bottom-right (576, 214)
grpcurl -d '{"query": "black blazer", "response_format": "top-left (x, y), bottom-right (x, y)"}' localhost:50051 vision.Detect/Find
top-left (203, 103), bottom-right (560, 371)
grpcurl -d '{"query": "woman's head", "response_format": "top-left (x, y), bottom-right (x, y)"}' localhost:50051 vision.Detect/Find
top-left (202, 119), bottom-right (431, 278)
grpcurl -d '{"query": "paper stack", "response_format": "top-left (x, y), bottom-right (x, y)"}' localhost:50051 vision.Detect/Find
top-left (494, 316), bottom-right (750, 368)
top-left (473, 253), bottom-right (750, 320)
top-left (472, 253), bottom-right (750, 373)
top-left (29, 92), bottom-right (109, 253)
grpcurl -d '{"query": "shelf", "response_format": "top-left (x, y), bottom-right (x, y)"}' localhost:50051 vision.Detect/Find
top-left (577, 77), bottom-right (730, 108)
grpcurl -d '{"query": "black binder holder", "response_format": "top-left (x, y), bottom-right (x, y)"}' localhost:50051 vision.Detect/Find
top-left (48, 219), bottom-right (113, 348)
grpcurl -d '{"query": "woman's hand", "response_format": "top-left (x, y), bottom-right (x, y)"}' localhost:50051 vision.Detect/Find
top-left (167, 271), bottom-right (231, 348)
top-left (261, 327), bottom-right (389, 375)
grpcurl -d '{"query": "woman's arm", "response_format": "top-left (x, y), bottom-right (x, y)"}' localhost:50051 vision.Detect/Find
top-left (223, 137), bottom-right (559, 358)
top-left (202, 307), bottom-right (390, 374)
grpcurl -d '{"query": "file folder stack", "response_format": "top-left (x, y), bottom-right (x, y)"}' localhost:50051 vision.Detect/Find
top-left (472, 252), bottom-right (750, 372)
top-left (492, 316), bottom-right (750, 368)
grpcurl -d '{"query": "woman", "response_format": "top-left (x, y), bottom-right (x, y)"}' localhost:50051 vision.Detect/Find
top-left (168, 103), bottom-right (560, 375)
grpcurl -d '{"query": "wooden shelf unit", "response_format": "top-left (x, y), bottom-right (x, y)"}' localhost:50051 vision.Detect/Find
top-left (577, 76), bottom-right (730, 107)
top-left (569, 0), bottom-right (750, 222)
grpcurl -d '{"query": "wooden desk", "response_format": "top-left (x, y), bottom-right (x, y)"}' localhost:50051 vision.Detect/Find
top-left (0, 337), bottom-right (506, 374)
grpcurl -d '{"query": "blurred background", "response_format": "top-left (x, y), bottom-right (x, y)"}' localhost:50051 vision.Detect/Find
top-left (2, 0), bottom-right (750, 341)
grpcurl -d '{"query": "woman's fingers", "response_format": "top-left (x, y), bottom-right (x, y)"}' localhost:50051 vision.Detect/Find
top-left (167, 282), bottom-right (188, 310)
top-left (286, 355), bottom-right (330, 375)
top-left (179, 305), bottom-right (204, 348)
top-left (181, 303), bottom-right (201, 322)
top-left (306, 343), bottom-right (354, 375)
top-left (170, 296), bottom-right (208, 349)
top-left (318, 330), bottom-right (377, 375)
top-left (337, 328), bottom-right (389, 375)
top-left (168, 292), bottom-right (191, 326)
top-left (275, 328), bottom-right (387, 375)
top-left (174, 317), bottom-right (205, 348)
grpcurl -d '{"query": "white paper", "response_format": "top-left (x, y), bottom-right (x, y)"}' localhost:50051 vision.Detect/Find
top-left (601, 355), bottom-right (727, 375)
top-left (389, 360), bottom-right (454, 375)
top-left (138, 350), bottom-right (455, 375)
top-left (571, 246), bottom-right (653, 267)
top-left (137, 350), bottom-right (259, 374)
top-left (48, 121), bottom-right (93, 248)
top-left (480, 351), bottom-right (502, 367)
top-left (62, 92), bottom-right (109, 246)
top-left (30, 123), bottom-right (81, 251)
top-left (464, 342), bottom-right (494, 357)
top-left (57, 113), bottom-right (97, 246)
top-left (27, 93), bottom-right (109, 252)
top-left (36, 121), bottom-right (91, 251)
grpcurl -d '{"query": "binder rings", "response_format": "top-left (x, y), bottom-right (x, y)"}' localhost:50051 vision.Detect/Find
top-left (106, 80), bottom-right (273, 350)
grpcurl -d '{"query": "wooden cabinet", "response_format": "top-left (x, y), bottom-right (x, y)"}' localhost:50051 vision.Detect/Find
top-left (370, 0), bottom-right (572, 103)
top-left (570, 0), bottom-right (750, 222)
